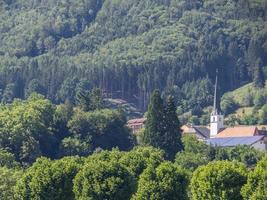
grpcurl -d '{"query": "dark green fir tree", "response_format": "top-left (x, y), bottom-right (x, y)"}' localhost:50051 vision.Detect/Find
top-left (163, 96), bottom-right (183, 160)
top-left (76, 90), bottom-right (92, 112)
top-left (143, 90), bottom-right (165, 149)
top-left (253, 58), bottom-right (265, 88)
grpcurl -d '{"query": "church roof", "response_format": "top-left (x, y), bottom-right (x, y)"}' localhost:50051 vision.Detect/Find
top-left (181, 125), bottom-right (210, 139)
top-left (215, 126), bottom-right (258, 138)
top-left (207, 136), bottom-right (264, 147)
top-left (193, 126), bottom-right (210, 139)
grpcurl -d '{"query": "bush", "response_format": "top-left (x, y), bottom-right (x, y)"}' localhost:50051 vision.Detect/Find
top-left (175, 152), bottom-right (209, 171)
top-left (132, 162), bottom-right (188, 200)
top-left (191, 161), bottom-right (247, 200)
top-left (73, 161), bottom-right (135, 200)
top-left (242, 92), bottom-right (254, 107)
top-left (241, 156), bottom-right (267, 199)
top-left (15, 157), bottom-right (83, 200)
top-left (119, 146), bottom-right (164, 178)
top-left (0, 149), bottom-right (19, 168)
top-left (0, 167), bottom-right (23, 200)
top-left (253, 93), bottom-right (266, 108)
top-left (220, 95), bottom-right (238, 115)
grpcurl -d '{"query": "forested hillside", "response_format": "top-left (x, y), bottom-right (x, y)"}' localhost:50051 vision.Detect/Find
top-left (0, 0), bottom-right (267, 111)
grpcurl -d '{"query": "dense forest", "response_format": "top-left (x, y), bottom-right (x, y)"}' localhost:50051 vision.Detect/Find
top-left (0, 0), bottom-right (267, 111)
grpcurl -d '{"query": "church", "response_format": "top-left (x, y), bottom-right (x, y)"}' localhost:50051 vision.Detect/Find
top-left (206, 73), bottom-right (267, 151)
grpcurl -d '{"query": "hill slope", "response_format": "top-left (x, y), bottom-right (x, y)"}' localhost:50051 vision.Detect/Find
top-left (220, 81), bottom-right (267, 125)
top-left (0, 0), bottom-right (267, 111)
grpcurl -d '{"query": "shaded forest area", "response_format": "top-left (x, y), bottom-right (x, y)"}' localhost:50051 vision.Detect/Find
top-left (0, 0), bottom-right (267, 111)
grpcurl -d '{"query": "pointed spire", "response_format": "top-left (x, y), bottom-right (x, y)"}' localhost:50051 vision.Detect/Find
top-left (213, 69), bottom-right (218, 115)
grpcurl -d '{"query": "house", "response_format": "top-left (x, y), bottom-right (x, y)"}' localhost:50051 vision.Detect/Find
top-left (127, 118), bottom-right (146, 134)
top-left (181, 124), bottom-right (210, 140)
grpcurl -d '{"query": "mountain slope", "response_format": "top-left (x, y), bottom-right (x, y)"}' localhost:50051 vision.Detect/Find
top-left (0, 0), bottom-right (267, 111)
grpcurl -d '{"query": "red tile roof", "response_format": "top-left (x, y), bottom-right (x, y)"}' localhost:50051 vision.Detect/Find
top-left (127, 118), bottom-right (146, 125)
top-left (215, 126), bottom-right (259, 138)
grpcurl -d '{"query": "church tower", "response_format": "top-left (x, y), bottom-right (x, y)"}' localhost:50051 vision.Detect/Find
top-left (210, 70), bottom-right (224, 137)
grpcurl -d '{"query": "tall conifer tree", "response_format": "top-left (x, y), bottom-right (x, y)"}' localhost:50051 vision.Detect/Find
top-left (254, 58), bottom-right (265, 88)
top-left (143, 90), bottom-right (165, 148)
top-left (163, 96), bottom-right (183, 160)
top-left (143, 91), bottom-right (183, 160)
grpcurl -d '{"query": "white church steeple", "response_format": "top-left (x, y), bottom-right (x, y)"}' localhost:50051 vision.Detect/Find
top-left (210, 70), bottom-right (224, 137)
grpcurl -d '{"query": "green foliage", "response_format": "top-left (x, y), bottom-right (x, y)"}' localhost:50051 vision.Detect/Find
top-left (132, 162), bottom-right (188, 200)
top-left (181, 135), bottom-right (208, 154)
top-left (76, 90), bottom-right (92, 112)
top-left (143, 91), bottom-right (183, 160)
top-left (25, 79), bottom-right (46, 98)
top-left (253, 58), bottom-right (265, 88)
top-left (191, 161), bottom-right (247, 200)
top-left (239, 113), bottom-right (259, 125)
top-left (89, 88), bottom-right (104, 110)
top-left (76, 87), bottom-right (104, 112)
top-left (53, 101), bottom-right (74, 141)
top-left (73, 160), bottom-right (135, 200)
top-left (119, 146), bottom-right (165, 178)
top-left (0, 0), bottom-right (266, 112)
top-left (175, 135), bottom-right (212, 171)
top-left (215, 145), bottom-right (265, 167)
top-left (253, 92), bottom-right (266, 108)
top-left (143, 90), bottom-right (165, 147)
top-left (162, 96), bottom-right (183, 160)
top-left (0, 167), bottom-right (23, 200)
top-left (0, 94), bottom-right (56, 163)
top-left (1, 83), bottom-right (16, 104)
top-left (220, 95), bottom-right (238, 115)
top-left (175, 152), bottom-right (209, 172)
top-left (0, 143), bottom-right (264, 200)
top-left (241, 156), bottom-right (267, 199)
top-left (0, 149), bottom-right (19, 168)
top-left (84, 149), bottom-right (124, 166)
top-left (59, 137), bottom-right (91, 157)
top-left (0, 92), bottom-right (133, 163)
top-left (188, 115), bottom-right (201, 125)
top-left (260, 104), bottom-right (267, 124)
top-left (177, 135), bottom-right (265, 171)
top-left (242, 90), bottom-right (254, 106)
top-left (15, 156), bottom-right (84, 200)
top-left (67, 108), bottom-right (133, 152)
top-left (57, 77), bottom-right (79, 103)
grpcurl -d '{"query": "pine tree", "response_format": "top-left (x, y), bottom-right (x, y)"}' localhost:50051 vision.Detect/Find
top-left (90, 88), bottom-right (104, 110)
top-left (253, 58), bottom-right (265, 88)
top-left (143, 90), bottom-right (165, 148)
top-left (76, 90), bottom-right (92, 112)
top-left (76, 88), bottom-right (104, 112)
top-left (163, 96), bottom-right (183, 160)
